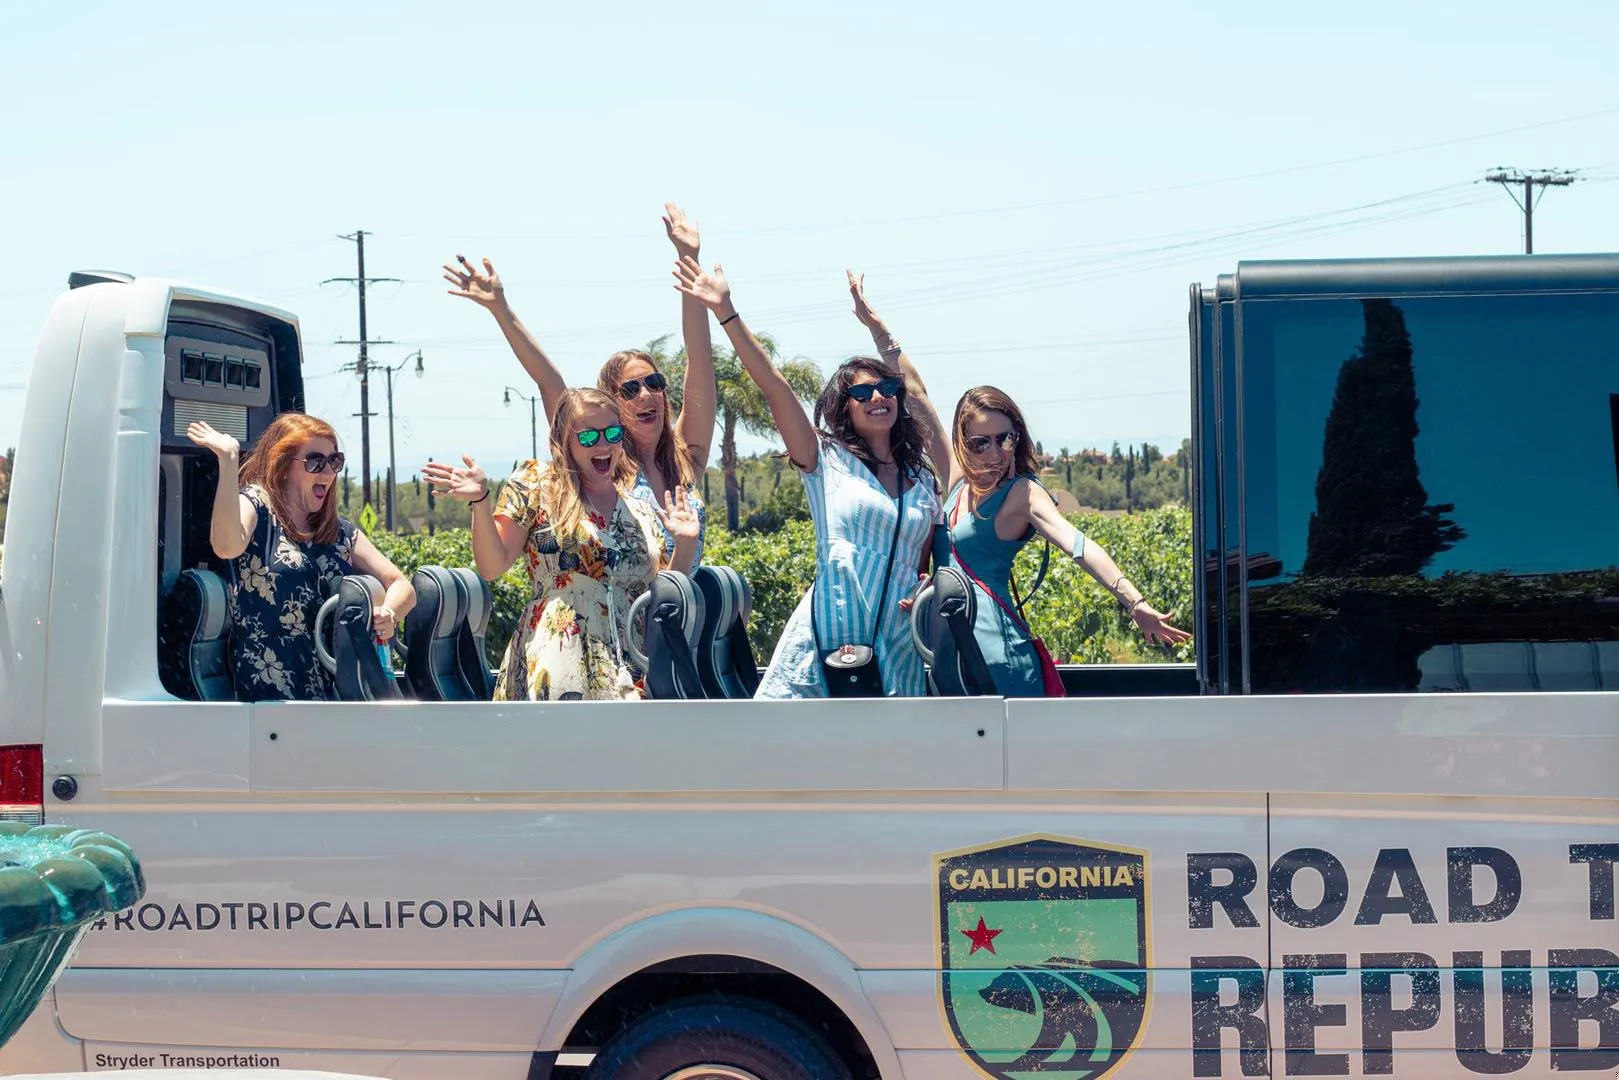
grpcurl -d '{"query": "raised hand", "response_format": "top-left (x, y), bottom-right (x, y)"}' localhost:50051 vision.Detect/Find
top-left (422, 455), bottom-right (490, 502)
top-left (662, 203), bottom-right (700, 261)
top-left (442, 255), bottom-right (505, 311)
top-left (656, 485), bottom-right (701, 540)
top-left (847, 270), bottom-right (886, 332)
top-left (1131, 604), bottom-right (1192, 648)
top-left (672, 256), bottom-right (732, 314)
top-left (186, 420), bottom-right (239, 460)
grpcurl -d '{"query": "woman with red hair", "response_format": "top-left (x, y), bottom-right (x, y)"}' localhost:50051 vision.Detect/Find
top-left (187, 413), bottom-right (415, 701)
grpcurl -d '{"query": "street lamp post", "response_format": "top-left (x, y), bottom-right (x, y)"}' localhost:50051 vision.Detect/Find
top-left (504, 386), bottom-right (539, 461)
top-left (383, 350), bottom-right (424, 532)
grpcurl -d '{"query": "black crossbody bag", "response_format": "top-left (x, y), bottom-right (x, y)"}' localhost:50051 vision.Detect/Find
top-left (811, 490), bottom-right (905, 697)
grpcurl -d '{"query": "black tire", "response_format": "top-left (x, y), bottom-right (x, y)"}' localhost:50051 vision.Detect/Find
top-left (584, 996), bottom-right (855, 1080)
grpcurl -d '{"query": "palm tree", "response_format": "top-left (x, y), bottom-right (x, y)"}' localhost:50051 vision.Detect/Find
top-left (714, 337), bottom-right (822, 530)
top-left (657, 334), bottom-right (822, 530)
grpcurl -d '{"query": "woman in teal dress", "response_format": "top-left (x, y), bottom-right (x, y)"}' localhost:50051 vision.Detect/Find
top-left (940, 386), bottom-right (1191, 695)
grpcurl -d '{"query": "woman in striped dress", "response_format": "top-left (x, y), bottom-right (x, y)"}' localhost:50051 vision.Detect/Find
top-left (674, 259), bottom-right (949, 698)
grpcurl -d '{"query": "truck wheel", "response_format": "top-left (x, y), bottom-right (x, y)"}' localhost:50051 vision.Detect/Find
top-left (584, 996), bottom-right (854, 1080)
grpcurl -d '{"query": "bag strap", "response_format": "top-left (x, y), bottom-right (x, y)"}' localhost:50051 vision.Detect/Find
top-left (1009, 539), bottom-right (1051, 619)
top-left (950, 539), bottom-right (1035, 635)
top-left (867, 487), bottom-right (906, 646)
top-left (947, 477), bottom-right (1051, 621)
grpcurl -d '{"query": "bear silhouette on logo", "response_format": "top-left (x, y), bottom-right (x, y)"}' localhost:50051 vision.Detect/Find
top-left (979, 957), bottom-right (1141, 1073)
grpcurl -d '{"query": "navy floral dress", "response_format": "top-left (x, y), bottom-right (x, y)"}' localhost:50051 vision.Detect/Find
top-left (227, 484), bottom-right (357, 701)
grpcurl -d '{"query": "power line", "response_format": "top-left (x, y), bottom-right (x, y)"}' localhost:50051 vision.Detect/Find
top-left (322, 230), bottom-right (400, 509)
top-left (367, 106), bottom-right (1619, 242)
top-left (358, 183), bottom-right (1494, 350)
top-left (1482, 168), bottom-right (1580, 253)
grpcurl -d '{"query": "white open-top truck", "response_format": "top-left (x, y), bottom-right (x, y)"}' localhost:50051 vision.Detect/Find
top-left (0, 257), bottom-right (1614, 1078)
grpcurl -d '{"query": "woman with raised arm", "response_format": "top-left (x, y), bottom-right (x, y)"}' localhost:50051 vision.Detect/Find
top-left (848, 276), bottom-right (1190, 696)
top-left (674, 257), bottom-right (942, 699)
top-left (422, 389), bottom-right (699, 702)
top-left (186, 414), bottom-right (415, 702)
top-left (443, 203), bottom-right (714, 564)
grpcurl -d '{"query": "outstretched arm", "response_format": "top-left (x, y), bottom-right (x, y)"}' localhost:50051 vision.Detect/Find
top-left (421, 457), bottom-right (529, 581)
top-left (674, 258), bottom-right (821, 472)
top-left (1022, 482), bottom-right (1190, 647)
top-left (848, 272), bottom-right (953, 486)
top-left (663, 204), bottom-right (716, 473)
top-left (444, 255), bottom-right (566, 423)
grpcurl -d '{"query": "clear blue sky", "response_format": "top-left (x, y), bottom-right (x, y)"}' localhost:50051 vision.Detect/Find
top-left (4, 1), bottom-right (1617, 483)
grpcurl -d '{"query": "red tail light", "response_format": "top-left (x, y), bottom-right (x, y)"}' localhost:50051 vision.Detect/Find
top-left (0, 745), bottom-right (43, 823)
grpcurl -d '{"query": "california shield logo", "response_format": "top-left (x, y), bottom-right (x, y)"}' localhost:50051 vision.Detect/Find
top-left (935, 834), bottom-right (1151, 1079)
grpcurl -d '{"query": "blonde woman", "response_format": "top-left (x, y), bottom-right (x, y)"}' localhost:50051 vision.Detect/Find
top-left (424, 389), bottom-right (699, 701)
top-left (443, 204), bottom-right (715, 565)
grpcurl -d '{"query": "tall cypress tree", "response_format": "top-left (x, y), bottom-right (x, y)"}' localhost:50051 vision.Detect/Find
top-left (1303, 299), bottom-right (1464, 577)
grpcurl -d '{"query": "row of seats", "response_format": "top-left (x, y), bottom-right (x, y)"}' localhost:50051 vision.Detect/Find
top-left (158, 563), bottom-right (767, 703)
top-left (159, 559), bottom-right (999, 703)
top-left (159, 565), bottom-right (495, 703)
top-left (632, 564), bottom-right (999, 699)
top-left (629, 567), bottom-right (761, 700)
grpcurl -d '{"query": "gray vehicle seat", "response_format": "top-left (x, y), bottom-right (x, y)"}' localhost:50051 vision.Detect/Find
top-left (403, 566), bottom-right (478, 701)
top-left (315, 575), bottom-right (402, 701)
top-left (911, 566), bottom-right (998, 696)
top-left (450, 568), bottom-right (494, 700)
top-left (158, 568), bottom-right (234, 701)
top-left (626, 571), bottom-right (708, 700)
top-left (691, 565), bottom-right (760, 699)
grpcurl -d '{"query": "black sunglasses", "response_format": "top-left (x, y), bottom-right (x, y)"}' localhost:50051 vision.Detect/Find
top-left (965, 432), bottom-right (1019, 456)
top-left (847, 377), bottom-right (904, 403)
top-left (618, 371), bottom-right (667, 401)
top-left (301, 451), bottom-right (346, 474)
top-left (576, 425), bottom-right (626, 448)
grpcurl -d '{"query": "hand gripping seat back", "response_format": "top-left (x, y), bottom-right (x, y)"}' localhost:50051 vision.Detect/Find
top-left (329, 575), bottom-right (403, 701)
top-left (692, 565), bottom-right (760, 699)
top-left (640, 571), bottom-right (707, 700)
top-left (158, 569), bottom-right (234, 701)
top-left (404, 566), bottom-right (477, 701)
top-left (919, 566), bottom-right (998, 696)
top-left (449, 567), bottom-right (495, 699)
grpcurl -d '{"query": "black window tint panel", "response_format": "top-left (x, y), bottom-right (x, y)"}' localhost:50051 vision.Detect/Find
top-left (1239, 291), bottom-right (1619, 693)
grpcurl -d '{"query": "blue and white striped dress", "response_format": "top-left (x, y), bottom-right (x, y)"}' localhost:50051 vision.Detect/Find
top-left (756, 439), bottom-right (940, 699)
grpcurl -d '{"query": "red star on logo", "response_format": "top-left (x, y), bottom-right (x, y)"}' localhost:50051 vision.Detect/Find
top-left (961, 916), bottom-right (1002, 955)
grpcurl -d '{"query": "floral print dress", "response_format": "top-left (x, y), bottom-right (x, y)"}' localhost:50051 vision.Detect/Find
top-left (491, 462), bottom-right (667, 702)
top-left (227, 484), bottom-right (357, 701)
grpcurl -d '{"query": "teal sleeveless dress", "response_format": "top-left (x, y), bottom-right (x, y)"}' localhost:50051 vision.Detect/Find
top-left (945, 476), bottom-right (1046, 697)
